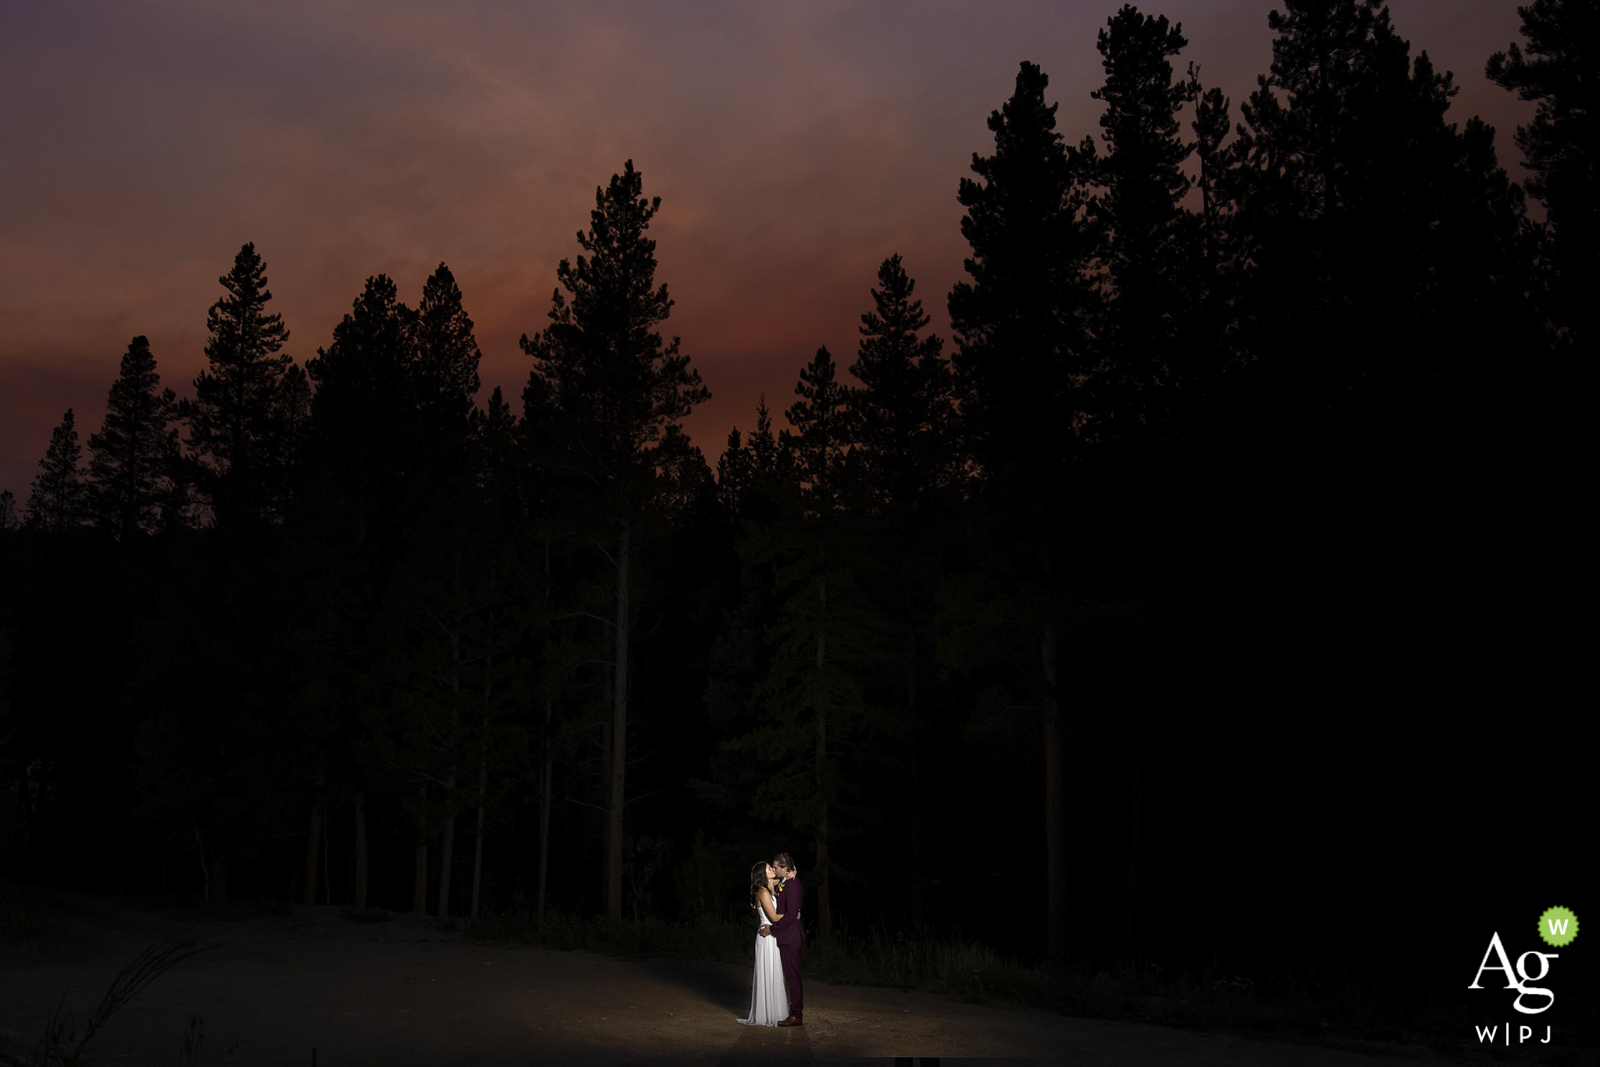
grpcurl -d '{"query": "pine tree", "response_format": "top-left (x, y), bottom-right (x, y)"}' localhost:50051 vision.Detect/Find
top-left (1089, 6), bottom-right (1201, 441)
top-left (1488, 0), bottom-right (1597, 343)
top-left (785, 346), bottom-right (853, 514)
top-left (275, 361), bottom-right (312, 489)
top-left (1231, 0), bottom-right (1534, 451)
top-left (519, 160), bottom-right (708, 921)
top-left (847, 255), bottom-right (955, 925)
top-left (948, 60), bottom-right (1104, 964)
top-left (87, 335), bottom-right (180, 540)
top-left (185, 242), bottom-right (292, 526)
top-left (747, 396), bottom-right (790, 489)
top-left (949, 61), bottom-right (1101, 481)
top-left (471, 385), bottom-right (519, 505)
top-left (850, 255), bottom-right (953, 507)
top-left (26, 409), bottom-right (88, 532)
top-left (415, 262), bottom-right (483, 448)
top-left (0, 491), bottom-right (17, 532)
top-left (733, 346), bottom-right (879, 940)
top-left (306, 273), bottom-right (419, 489)
top-left (715, 427), bottom-right (752, 517)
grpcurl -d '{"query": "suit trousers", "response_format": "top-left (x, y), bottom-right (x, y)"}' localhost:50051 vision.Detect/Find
top-left (778, 939), bottom-right (803, 1015)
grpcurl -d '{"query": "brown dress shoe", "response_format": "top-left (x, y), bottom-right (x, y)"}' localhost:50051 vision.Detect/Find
top-left (777, 1015), bottom-right (803, 1027)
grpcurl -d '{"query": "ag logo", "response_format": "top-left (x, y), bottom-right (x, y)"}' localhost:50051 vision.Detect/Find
top-left (1468, 931), bottom-right (1558, 1014)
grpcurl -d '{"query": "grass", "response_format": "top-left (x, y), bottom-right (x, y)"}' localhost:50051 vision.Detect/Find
top-left (0, 936), bottom-right (207, 1067)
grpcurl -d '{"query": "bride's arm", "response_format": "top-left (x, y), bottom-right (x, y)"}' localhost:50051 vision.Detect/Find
top-left (758, 888), bottom-right (785, 923)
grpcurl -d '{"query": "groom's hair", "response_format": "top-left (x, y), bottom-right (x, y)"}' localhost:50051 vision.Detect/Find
top-left (772, 852), bottom-right (796, 873)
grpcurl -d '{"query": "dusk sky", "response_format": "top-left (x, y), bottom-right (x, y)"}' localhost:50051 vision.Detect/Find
top-left (0, 0), bottom-right (1533, 503)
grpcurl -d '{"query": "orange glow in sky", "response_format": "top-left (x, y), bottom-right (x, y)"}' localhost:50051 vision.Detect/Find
top-left (0, 1), bottom-right (1533, 500)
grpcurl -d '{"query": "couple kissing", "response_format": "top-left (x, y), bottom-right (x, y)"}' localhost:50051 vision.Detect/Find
top-left (737, 852), bottom-right (804, 1027)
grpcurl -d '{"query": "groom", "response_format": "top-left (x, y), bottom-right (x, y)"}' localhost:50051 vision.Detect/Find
top-left (767, 852), bottom-right (804, 1026)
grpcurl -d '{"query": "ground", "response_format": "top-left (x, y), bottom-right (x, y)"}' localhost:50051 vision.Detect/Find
top-left (0, 889), bottom-right (1460, 1066)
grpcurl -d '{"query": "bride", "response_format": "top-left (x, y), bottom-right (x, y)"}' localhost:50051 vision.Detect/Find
top-left (737, 861), bottom-right (788, 1026)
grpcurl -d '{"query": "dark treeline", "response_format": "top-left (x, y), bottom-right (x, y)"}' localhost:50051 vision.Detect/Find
top-left (0, 0), bottom-right (1588, 1007)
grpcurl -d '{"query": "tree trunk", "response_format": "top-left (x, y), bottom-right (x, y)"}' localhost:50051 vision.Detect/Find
top-left (196, 828), bottom-right (209, 905)
top-left (354, 795), bottom-right (368, 910)
top-left (413, 786), bottom-right (428, 916)
top-left (414, 842), bottom-right (428, 915)
top-left (607, 523), bottom-right (630, 921)
top-left (538, 697), bottom-right (553, 925)
top-left (538, 537), bottom-right (554, 926)
top-left (1125, 753), bottom-right (1142, 959)
top-left (322, 806), bottom-right (332, 906)
top-left (907, 629), bottom-right (923, 930)
top-left (438, 777), bottom-right (457, 918)
top-left (815, 575), bottom-right (832, 941)
top-left (471, 755), bottom-right (487, 922)
top-left (1041, 624), bottom-right (1067, 963)
top-left (303, 803), bottom-right (321, 907)
top-left (439, 621), bottom-right (462, 920)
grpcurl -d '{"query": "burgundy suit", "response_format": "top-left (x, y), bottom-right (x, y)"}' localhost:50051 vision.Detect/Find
top-left (770, 875), bottom-right (804, 1016)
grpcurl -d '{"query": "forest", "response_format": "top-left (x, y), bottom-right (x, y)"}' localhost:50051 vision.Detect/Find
top-left (0, 0), bottom-right (1589, 1021)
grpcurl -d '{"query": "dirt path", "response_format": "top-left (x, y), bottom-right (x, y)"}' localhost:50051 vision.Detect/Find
top-left (0, 894), bottom-right (1449, 1066)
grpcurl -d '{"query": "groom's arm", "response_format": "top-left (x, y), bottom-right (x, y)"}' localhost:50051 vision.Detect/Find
top-left (771, 882), bottom-right (802, 935)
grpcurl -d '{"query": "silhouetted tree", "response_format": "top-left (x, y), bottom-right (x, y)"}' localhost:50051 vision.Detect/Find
top-left (87, 336), bottom-right (181, 540)
top-left (276, 361), bottom-right (313, 486)
top-left (1488, 0), bottom-right (1597, 344)
top-left (1187, 66), bottom-right (1232, 263)
top-left (415, 262), bottom-right (484, 456)
top-left (847, 255), bottom-right (954, 924)
top-left (307, 274), bottom-right (420, 493)
top-left (0, 491), bottom-right (17, 531)
top-left (520, 159), bottom-right (708, 921)
top-left (26, 409), bottom-right (88, 532)
top-left (184, 242), bottom-right (292, 526)
top-left (949, 61), bottom-right (1101, 475)
top-left (1090, 6), bottom-right (1200, 441)
top-left (947, 60), bottom-right (1101, 963)
top-left (733, 346), bottom-right (878, 940)
top-left (850, 255), bottom-right (954, 505)
top-left (1228, 0), bottom-right (1535, 485)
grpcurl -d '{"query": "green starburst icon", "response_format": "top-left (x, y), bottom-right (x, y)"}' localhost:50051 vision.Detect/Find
top-left (1539, 906), bottom-right (1578, 948)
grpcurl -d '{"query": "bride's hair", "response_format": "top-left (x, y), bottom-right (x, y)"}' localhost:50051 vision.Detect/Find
top-left (748, 861), bottom-right (770, 909)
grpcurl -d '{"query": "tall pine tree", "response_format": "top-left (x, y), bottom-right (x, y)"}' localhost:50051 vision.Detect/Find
top-left (520, 160), bottom-right (708, 921)
top-left (415, 262), bottom-right (484, 458)
top-left (1226, 0), bottom-right (1535, 501)
top-left (850, 255), bottom-right (953, 507)
top-left (185, 242), bottom-right (292, 526)
top-left (26, 409), bottom-right (88, 533)
top-left (733, 345), bottom-right (876, 940)
top-left (848, 255), bottom-right (955, 926)
top-left (948, 61), bottom-right (1103, 963)
top-left (949, 61), bottom-right (1101, 482)
top-left (1488, 0), bottom-right (1597, 346)
top-left (87, 335), bottom-right (180, 540)
top-left (1089, 6), bottom-right (1201, 444)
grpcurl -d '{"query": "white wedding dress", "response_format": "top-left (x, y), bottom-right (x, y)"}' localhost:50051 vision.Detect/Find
top-left (737, 895), bottom-right (789, 1025)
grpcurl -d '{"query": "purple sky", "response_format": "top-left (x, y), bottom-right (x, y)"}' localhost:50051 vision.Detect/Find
top-left (0, 1), bottom-right (1534, 503)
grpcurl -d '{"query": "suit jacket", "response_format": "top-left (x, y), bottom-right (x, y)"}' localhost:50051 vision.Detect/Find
top-left (771, 876), bottom-right (804, 946)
